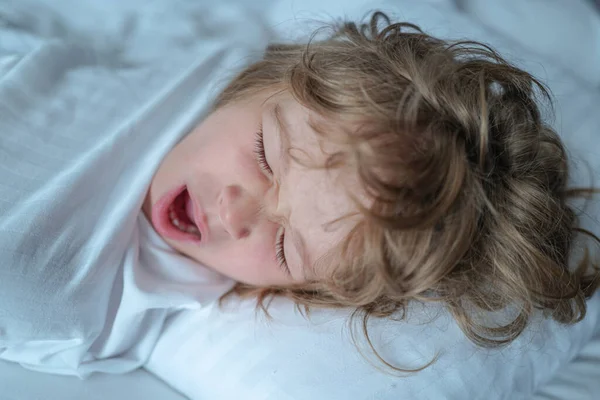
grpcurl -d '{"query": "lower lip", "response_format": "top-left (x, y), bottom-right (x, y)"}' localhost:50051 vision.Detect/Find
top-left (151, 185), bottom-right (202, 244)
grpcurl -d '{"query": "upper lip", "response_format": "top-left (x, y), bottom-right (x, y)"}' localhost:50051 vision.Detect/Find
top-left (187, 187), bottom-right (209, 242)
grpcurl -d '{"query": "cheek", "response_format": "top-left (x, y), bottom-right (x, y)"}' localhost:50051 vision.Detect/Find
top-left (191, 133), bottom-right (255, 171)
top-left (236, 239), bottom-right (275, 272)
top-left (199, 235), bottom-right (277, 281)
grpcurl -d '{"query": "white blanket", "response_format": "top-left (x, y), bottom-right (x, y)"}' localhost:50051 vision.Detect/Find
top-left (0, 0), bottom-right (264, 377)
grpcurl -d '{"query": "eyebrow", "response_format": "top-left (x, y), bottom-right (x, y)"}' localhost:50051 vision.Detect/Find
top-left (270, 103), bottom-right (313, 279)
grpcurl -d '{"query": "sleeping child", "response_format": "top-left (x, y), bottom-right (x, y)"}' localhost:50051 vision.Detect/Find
top-left (0, 8), bottom-right (598, 377)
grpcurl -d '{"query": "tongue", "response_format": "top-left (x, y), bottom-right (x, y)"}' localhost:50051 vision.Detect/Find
top-left (185, 192), bottom-right (196, 228)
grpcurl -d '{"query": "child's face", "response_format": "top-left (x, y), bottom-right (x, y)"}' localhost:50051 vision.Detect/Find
top-left (143, 93), bottom-right (358, 286)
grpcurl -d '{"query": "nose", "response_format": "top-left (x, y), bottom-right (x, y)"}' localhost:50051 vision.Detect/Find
top-left (218, 185), bottom-right (259, 239)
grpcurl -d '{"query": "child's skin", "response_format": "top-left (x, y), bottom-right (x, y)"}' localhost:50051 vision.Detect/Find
top-left (143, 92), bottom-right (358, 286)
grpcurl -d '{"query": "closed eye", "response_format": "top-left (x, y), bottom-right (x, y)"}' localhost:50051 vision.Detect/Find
top-left (254, 123), bottom-right (291, 276)
top-left (275, 227), bottom-right (291, 276)
top-left (253, 124), bottom-right (273, 175)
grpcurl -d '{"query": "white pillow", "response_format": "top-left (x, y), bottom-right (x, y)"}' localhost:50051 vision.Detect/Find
top-left (147, 295), bottom-right (600, 400)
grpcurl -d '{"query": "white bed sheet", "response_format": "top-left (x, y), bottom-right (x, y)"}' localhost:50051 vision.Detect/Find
top-left (0, 359), bottom-right (186, 400)
top-left (1, 326), bottom-right (599, 400)
top-left (533, 327), bottom-right (600, 400)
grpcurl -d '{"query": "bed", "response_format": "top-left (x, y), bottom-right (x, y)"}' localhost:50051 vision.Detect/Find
top-left (1, 0), bottom-right (599, 399)
top-left (2, 324), bottom-right (600, 400)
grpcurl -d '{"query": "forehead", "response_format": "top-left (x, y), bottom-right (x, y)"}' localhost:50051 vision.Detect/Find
top-left (266, 94), bottom-right (345, 167)
top-left (267, 95), bottom-right (361, 278)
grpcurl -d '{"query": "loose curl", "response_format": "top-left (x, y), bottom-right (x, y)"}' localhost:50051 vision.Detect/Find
top-left (215, 12), bottom-right (600, 369)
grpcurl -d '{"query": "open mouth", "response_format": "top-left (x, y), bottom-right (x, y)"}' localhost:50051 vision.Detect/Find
top-left (168, 189), bottom-right (200, 237)
top-left (151, 185), bottom-right (203, 244)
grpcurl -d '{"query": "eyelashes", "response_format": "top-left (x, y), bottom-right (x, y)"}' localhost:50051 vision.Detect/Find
top-left (275, 228), bottom-right (287, 273)
top-left (253, 124), bottom-right (290, 276)
top-left (253, 124), bottom-right (273, 175)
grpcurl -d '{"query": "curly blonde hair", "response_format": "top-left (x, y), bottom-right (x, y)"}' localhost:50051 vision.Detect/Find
top-left (216, 12), bottom-right (600, 365)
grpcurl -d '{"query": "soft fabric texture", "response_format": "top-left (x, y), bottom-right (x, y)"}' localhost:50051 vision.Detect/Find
top-left (0, 358), bottom-right (186, 400)
top-left (456, 0), bottom-right (600, 87)
top-left (0, 0), bottom-right (265, 377)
